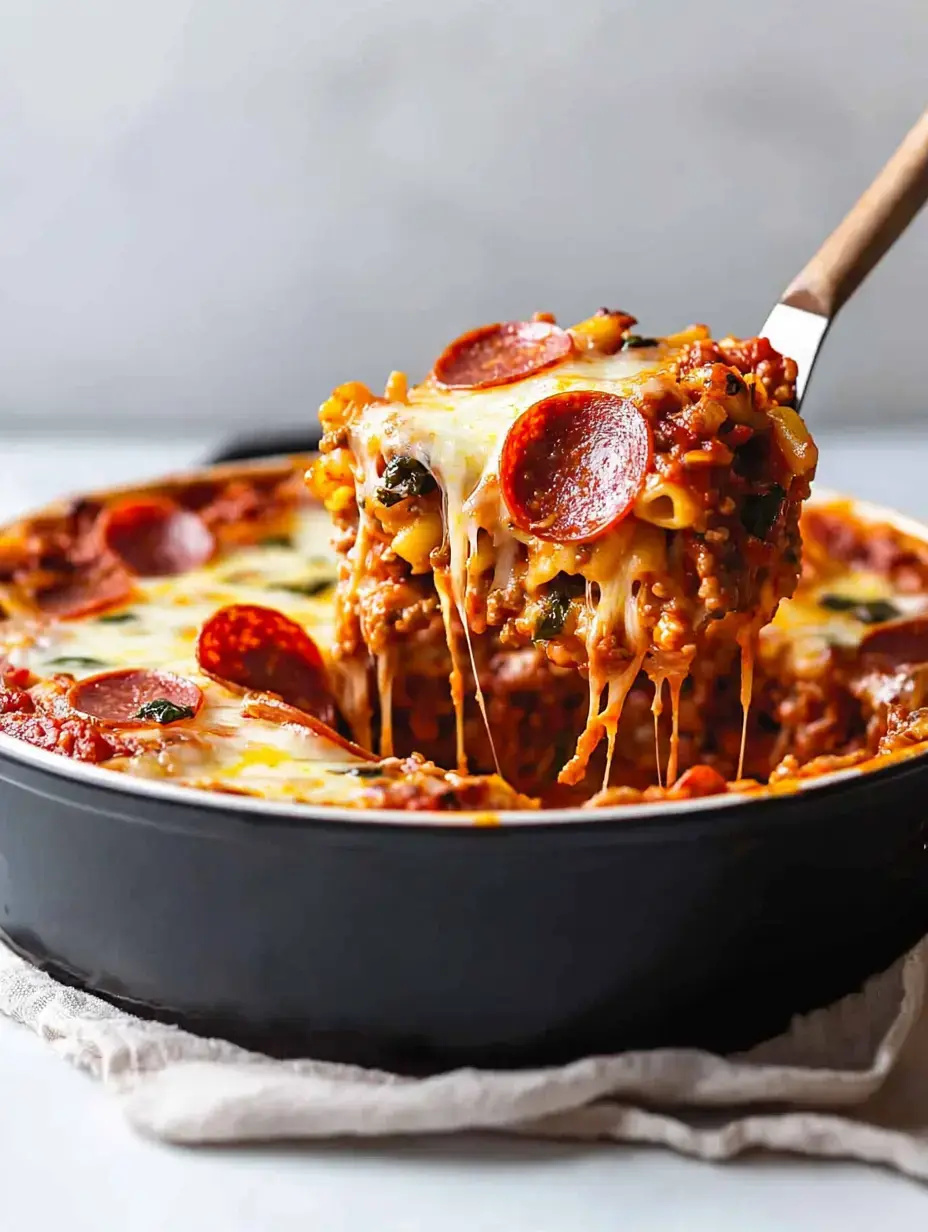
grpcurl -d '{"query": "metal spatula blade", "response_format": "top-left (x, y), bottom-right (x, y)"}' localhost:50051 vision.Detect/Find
top-left (761, 107), bottom-right (928, 413)
top-left (759, 304), bottom-right (830, 410)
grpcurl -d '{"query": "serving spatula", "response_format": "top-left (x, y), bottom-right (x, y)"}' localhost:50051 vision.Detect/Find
top-left (762, 107), bottom-right (928, 411)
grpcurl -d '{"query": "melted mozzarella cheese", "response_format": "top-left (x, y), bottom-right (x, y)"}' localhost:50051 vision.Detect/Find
top-left (353, 348), bottom-right (662, 534)
top-left (351, 344), bottom-right (681, 785)
top-left (765, 567), bottom-right (928, 673)
top-left (0, 505), bottom-right (393, 806)
top-left (124, 687), bottom-right (376, 805)
top-left (13, 520), bottom-right (338, 681)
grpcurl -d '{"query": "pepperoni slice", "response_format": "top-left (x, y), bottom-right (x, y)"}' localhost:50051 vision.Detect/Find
top-left (98, 497), bottom-right (216, 577)
top-left (432, 321), bottom-right (573, 390)
top-left (69, 669), bottom-right (204, 725)
top-left (36, 563), bottom-right (134, 621)
top-left (667, 764), bottom-right (728, 799)
top-left (500, 391), bottom-right (653, 542)
top-left (859, 617), bottom-right (928, 669)
top-left (0, 665), bottom-right (32, 692)
top-left (196, 603), bottom-right (336, 725)
top-left (241, 692), bottom-right (378, 761)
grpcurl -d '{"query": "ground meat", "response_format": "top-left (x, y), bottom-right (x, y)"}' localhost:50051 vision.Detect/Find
top-left (878, 705), bottom-right (928, 754)
top-left (0, 675), bottom-right (137, 764)
top-left (0, 686), bottom-right (34, 715)
top-left (676, 337), bottom-right (798, 407)
top-left (0, 710), bottom-right (134, 763)
top-left (584, 763), bottom-right (728, 808)
top-left (363, 754), bottom-right (537, 811)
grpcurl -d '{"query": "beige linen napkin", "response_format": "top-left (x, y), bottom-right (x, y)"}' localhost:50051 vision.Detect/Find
top-left (2, 938), bottom-right (928, 1181)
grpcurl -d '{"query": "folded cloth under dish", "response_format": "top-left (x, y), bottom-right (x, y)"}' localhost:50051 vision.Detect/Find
top-left (2, 938), bottom-right (928, 1181)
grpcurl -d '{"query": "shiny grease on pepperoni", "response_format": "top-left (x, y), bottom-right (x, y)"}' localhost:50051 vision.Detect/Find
top-left (241, 692), bottom-right (378, 762)
top-left (98, 497), bottom-right (216, 577)
top-left (500, 390), bottom-right (653, 542)
top-left (432, 321), bottom-right (573, 390)
top-left (69, 669), bottom-right (204, 725)
top-left (196, 603), bottom-right (336, 726)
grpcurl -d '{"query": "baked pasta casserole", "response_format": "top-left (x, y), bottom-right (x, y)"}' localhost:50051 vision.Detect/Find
top-left (309, 309), bottom-right (817, 797)
top-left (0, 313), bottom-right (927, 815)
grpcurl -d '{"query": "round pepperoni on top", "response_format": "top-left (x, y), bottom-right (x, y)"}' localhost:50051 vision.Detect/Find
top-left (241, 693), bottom-right (378, 762)
top-left (69, 669), bottom-right (204, 725)
top-left (98, 497), bottom-right (216, 577)
top-left (196, 603), bottom-right (337, 726)
top-left (431, 321), bottom-right (573, 390)
top-left (35, 562), bottom-right (134, 621)
top-left (860, 616), bottom-right (928, 669)
top-left (500, 390), bottom-right (653, 543)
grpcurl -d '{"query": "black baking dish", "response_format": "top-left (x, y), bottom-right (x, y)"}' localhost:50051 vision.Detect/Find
top-left (1, 721), bottom-right (927, 1073)
top-left (0, 467), bottom-right (927, 1074)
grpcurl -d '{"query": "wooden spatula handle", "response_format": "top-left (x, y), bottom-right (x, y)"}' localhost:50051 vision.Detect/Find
top-left (782, 108), bottom-right (928, 319)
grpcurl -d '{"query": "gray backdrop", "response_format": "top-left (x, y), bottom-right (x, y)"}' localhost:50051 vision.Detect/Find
top-left (1, 0), bottom-right (925, 436)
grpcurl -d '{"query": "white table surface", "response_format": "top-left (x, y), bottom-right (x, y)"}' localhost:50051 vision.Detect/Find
top-left (2, 430), bottom-right (928, 1231)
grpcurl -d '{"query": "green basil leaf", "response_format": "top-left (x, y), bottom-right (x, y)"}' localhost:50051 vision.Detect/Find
top-left (96, 612), bottom-right (137, 624)
top-left (817, 594), bottom-right (858, 612)
top-left (134, 698), bottom-right (196, 724)
top-left (48, 656), bottom-right (107, 668)
top-left (819, 595), bottom-right (901, 625)
top-left (375, 457), bottom-right (437, 507)
top-left (534, 591), bottom-right (572, 641)
top-left (741, 484), bottom-right (785, 541)
top-left (270, 579), bottom-right (334, 597)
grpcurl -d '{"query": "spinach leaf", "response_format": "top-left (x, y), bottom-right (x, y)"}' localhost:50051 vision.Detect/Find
top-left (96, 612), bottom-right (137, 624)
top-left (741, 485), bottom-right (785, 540)
top-left (134, 698), bottom-right (196, 724)
top-left (48, 656), bottom-right (107, 668)
top-left (622, 335), bottom-right (658, 349)
top-left (270, 579), bottom-right (334, 597)
top-left (818, 595), bottom-right (901, 625)
top-left (375, 457), bottom-right (437, 507)
top-left (534, 591), bottom-right (573, 641)
top-left (259, 534), bottom-right (293, 549)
